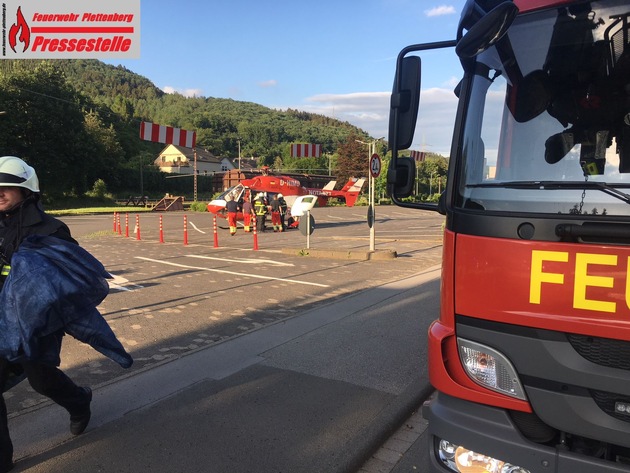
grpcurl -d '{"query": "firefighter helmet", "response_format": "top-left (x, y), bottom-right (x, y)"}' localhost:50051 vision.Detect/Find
top-left (0, 156), bottom-right (39, 192)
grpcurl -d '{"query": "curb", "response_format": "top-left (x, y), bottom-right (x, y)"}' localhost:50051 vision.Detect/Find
top-left (338, 381), bottom-right (435, 473)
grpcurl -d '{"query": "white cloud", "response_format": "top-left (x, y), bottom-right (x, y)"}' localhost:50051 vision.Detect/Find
top-left (301, 91), bottom-right (390, 137)
top-left (162, 86), bottom-right (203, 98)
top-left (425, 5), bottom-right (457, 17)
top-left (258, 79), bottom-right (278, 88)
top-left (288, 89), bottom-right (458, 156)
top-left (413, 88), bottom-right (458, 155)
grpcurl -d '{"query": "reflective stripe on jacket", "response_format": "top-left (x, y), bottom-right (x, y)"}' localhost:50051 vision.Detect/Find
top-left (254, 201), bottom-right (266, 215)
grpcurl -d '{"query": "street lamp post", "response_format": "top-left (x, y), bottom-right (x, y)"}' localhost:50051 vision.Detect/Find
top-left (356, 137), bottom-right (384, 252)
top-left (237, 139), bottom-right (241, 171)
top-left (139, 155), bottom-right (143, 197)
top-left (193, 148), bottom-right (198, 202)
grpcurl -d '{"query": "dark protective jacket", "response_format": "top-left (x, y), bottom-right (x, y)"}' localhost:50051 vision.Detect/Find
top-left (279, 198), bottom-right (288, 215)
top-left (0, 234), bottom-right (133, 368)
top-left (0, 196), bottom-right (75, 280)
top-left (254, 199), bottom-right (267, 215)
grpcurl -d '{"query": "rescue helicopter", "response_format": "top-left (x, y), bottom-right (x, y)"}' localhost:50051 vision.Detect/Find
top-left (206, 174), bottom-right (366, 228)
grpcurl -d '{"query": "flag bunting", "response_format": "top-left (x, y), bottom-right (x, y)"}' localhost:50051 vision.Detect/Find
top-left (290, 143), bottom-right (321, 158)
top-left (140, 121), bottom-right (197, 148)
top-left (410, 150), bottom-right (426, 162)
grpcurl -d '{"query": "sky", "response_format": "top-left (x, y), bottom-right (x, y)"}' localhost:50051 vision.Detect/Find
top-left (109, 0), bottom-right (468, 156)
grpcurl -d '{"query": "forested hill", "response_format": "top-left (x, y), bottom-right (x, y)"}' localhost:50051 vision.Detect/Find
top-left (55, 59), bottom-right (368, 159)
top-left (0, 59), bottom-right (370, 198)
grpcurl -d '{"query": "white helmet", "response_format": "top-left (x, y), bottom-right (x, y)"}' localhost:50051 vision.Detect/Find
top-left (0, 156), bottom-right (39, 192)
top-left (277, 193), bottom-right (283, 198)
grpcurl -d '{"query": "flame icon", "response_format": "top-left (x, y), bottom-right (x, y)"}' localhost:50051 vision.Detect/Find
top-left (9, 7), bottom-right (30, 54)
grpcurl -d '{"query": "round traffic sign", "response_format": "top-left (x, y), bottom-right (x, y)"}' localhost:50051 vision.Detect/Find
top-left (299, 213), bottom-right (315, 236)
top-left (370, 153), bottom-right (381, 178)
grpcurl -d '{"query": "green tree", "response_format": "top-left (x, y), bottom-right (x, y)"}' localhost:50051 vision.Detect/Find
top-left (283, 156), bottom-right (328, 174)
top-left (0, 59), bottom-right (376, 199)
top-left (87, 178), bottom-right (108, 198)
top-left (416, 155), bottom-right (448, 200)
top-left (336, 134), bottom-right (369, 187)
top-left (0, 61), bottom-right (90, 196)
top-left (375, 151), bottom-right (391, 201)
top-left (82, 110), bottom-right (125, 189)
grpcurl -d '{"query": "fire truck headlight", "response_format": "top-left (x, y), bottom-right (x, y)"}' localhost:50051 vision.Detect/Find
top-left (437, 438), bottom-right (531, 473)
top-left (457, 338), bottom-right (527, 400)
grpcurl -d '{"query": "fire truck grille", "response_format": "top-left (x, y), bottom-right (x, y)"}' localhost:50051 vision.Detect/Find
top-left (591, 390), bottom-right (630, 423)
top-left (567, 334), bottom-right (630, 370)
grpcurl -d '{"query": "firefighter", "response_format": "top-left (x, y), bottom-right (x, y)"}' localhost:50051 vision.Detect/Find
top-left (270, 194), bottom-right (282, 232)
top-left (278, 193), bottom-right (288, 231)
top-left (0, 157), bottom-right (132, 472)
top-left (254, 194), bottom-right (267, 232)
top-left (225, 194), bottom-right (238, 236)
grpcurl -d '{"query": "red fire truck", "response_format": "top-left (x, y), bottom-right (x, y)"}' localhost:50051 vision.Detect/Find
top-left (388, 0), bottom-right (630, 471)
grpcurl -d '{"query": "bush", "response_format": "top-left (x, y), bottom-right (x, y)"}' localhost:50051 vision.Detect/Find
top-left (86, 179), bottom-right (109, 199)
top-left (354, 195), bottom-right (369, 206)
top-left (189, 201), bottom-right (208, 212)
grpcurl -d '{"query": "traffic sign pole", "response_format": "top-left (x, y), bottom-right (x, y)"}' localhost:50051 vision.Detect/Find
top-left (369, 152), bottom-right (381, 252)
top-left (306, 210), bottom-right (311, 249)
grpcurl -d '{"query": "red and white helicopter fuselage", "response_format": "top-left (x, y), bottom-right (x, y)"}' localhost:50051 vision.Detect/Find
top-left (206, 175), bottom-right (365, 217)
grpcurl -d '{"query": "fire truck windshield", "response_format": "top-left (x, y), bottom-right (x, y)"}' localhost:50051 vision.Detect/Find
top-left (458, 0), bottom-right (630, 216)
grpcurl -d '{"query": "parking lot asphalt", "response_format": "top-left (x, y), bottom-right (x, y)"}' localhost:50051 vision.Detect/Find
top-left (5, 205), bottom-right (444, 471)
top-left (5, 206), bottom-right (444, 415)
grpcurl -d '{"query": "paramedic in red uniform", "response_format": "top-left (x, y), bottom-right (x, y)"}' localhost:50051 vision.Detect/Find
top-left (242, 196), bottom-right (254, 232)
top-left (225, 194), bottom-right (238, 235)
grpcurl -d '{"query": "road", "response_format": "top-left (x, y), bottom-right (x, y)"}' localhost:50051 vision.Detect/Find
top-left (6, 205), bottom-right (444, 471)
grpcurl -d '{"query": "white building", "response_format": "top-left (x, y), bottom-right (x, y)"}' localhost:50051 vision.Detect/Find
top-left (154, 144), bottom-right (234, 175)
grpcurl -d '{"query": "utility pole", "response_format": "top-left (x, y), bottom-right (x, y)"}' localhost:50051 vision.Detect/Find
top-left (140, 154), bottom-right (143, 197)
top-left (237, 139), bottom-right (242, 171)
top-left (193, 148), bottom-right (198, 202)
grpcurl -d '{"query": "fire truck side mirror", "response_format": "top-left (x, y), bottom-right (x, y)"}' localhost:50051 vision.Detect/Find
top-left (508, 70), bottom-right (552, 123)
top-left (389, 55), bottom-right (421, 151)
top-left (545, 132), bottom-right (574, 164)
top-left (456, 1), bottom-right (519, 58)
top-left (387, 157), bottom-right (415, 198)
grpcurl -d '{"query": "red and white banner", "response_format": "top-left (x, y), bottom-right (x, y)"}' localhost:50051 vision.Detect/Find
top-left (290, 143), bottom-right (321, 158)
top-left (410, 150), bottom-right (426, 162)
top-left (139, 121), bottom-right (196, 148)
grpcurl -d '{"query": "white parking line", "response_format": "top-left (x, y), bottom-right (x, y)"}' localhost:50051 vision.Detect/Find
top-left (107, 273), bottom-right (144, 291)
top-left (186, 254), bottom-right (294, 267)
top-left (136, 257), bottom-right (329, 287)
top-left (188, 221), bottom-right (206, 234)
